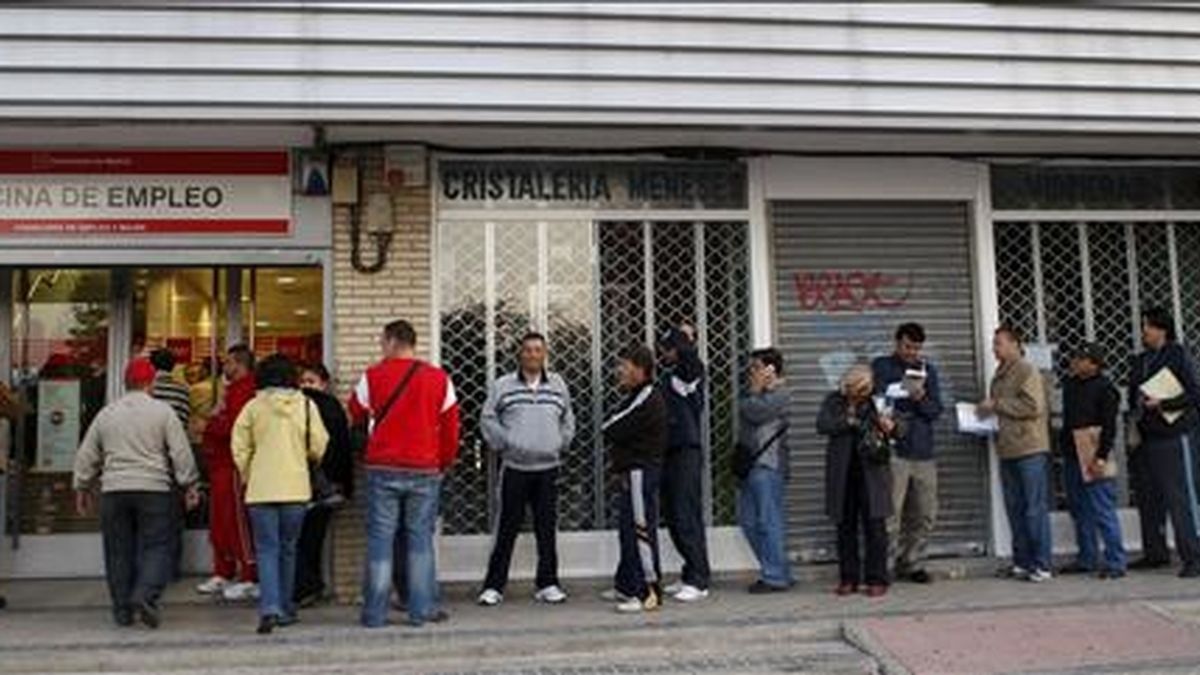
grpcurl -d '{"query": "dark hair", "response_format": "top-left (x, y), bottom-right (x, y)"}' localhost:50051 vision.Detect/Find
top-left (994, 324), bottom-right (1024, 345)
top-left (255, 353), bottom-right (298, 390)
top-left (521, 331), bottom-right (547, 347)
top-left (227, 343), bottom-right (255, 372)
top-left (1143, 306), bottom-right (1177, 340)
top-left (895, 322), bottom-right (926, 344)
top-left (148, 348), bottom-right (176, 373)
top-left (383, 319), bottom-right (418, 348)
top-left (618, 344), bottom-right (656, 381)
top-left (301, 362), bottom-right (332, 384)
top-left (750, 347), bottom-right (784, 376)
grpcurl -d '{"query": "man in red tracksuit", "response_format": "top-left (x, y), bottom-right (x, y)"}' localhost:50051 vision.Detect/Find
top-left (196, 345), bottom-right (259, 601)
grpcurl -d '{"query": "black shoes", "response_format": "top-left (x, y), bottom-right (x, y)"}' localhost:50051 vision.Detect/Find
top-left (1098, 568), bottom-right (1127, 580)
top-left (906, 569), bottom-right (933, 584)
top-left (405, 609), bottom-right (450, 627)
top-left (113, 607), bottom-right (134, 627)
top-left (137, 601), bottom-right (161, 630)
top-left (1058, 562), bottom-right (1095, 575)
top-left (1129, 557), bottom-right (1170, 571)
top-left (257, 615), bottom-right (279, 635)
top-left (1178, 565), bottom-right (1200, 579)
top-left (747, 580), bottom-right (790, 594)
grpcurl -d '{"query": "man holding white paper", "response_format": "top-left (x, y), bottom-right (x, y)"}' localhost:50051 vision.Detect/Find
top-left (873, 322), bottom-right (943, 584)
top-left (1128, 307), bottom-right (1200, 578)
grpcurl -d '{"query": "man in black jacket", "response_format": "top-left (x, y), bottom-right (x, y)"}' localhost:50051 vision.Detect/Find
top-left (657, 325), bottom-right (712, 603)
top-left (1129, 307), bottom-right (1200, 578)
top-left (1060, 343), bottom-right (1126, 578)
top-left (603, 345), bottom-right (667, 614)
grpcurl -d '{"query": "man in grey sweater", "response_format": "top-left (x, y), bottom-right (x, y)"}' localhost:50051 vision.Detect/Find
top-left (478, 332), bottom-right (576, 606)
top-left (73, 358), bottom-right (201, 629)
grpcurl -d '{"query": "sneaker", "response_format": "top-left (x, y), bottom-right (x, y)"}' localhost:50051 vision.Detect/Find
top-left (864, 584), bottom-right (889, 598)
top-left (534, 585), bottom-right (568, 604)
top-left (1098, 568), bottom-right (1127, 580)
top-left (223, 582), bottom-right (260, 602)
top-left (996, 565), bottom-right (1029, 580)
top-left (256, 615), bottom-right (278, 635)
top-left (599, 588), bottom-right (631, 602)
top-left (1058, 562), bottom-right (1094, 575)
top-left (477, 588), bottom-right (503, 607)
top-left (1027, 569), bottom-right (1053, 583)
top-left (196, 576), bottom-right (231, 595)
top-left (663, 581), bottom-right (684, 596)
top-left (834, 583), bottom-right (858, 596)
top-left (1179, 565), bottom-right (1200, 579)
top-left (907, 569), bottom-right (933, 584)
top-left (672, 584), bottom-right (709, 603)
top-left (137, 600), bottom-right (161, 630)
top-left (615, 589), bottom-right (660, 614)
top-left (1130, 557), bottom-right (1170, 571)
top-left (747, 580), bottom-right (789, 595)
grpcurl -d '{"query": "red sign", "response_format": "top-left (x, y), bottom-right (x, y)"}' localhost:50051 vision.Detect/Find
top-left (166, 338), bottom-right (194, 365)
top-left (0, 150), bottom-right (291, 237)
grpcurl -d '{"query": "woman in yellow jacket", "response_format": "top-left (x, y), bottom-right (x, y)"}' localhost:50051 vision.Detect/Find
top-left (233, 354), bottom-right (328, 634)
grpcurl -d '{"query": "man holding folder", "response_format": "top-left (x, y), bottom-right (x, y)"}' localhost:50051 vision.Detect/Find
top-left (1059, 343), bottom-right (1125, 578)
top-left (1129, 307), bottom-right (1200, 578)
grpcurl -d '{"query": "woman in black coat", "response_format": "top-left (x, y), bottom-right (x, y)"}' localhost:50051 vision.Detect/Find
top-left (817, 365), bottom-right (900, 598)
top-left (293, 363), bottom-right (355, 606)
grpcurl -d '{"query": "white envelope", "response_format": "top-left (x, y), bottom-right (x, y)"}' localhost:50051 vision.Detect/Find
top-left (956, 402), bottom-right (998, 436)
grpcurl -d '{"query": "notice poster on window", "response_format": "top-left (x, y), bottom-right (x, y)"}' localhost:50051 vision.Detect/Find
top-left (36, 379), bottom-right (81, 472)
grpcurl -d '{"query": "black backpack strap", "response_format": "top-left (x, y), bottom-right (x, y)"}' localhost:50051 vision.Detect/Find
top-left (373, 361), bottom-right (422, 429)
top-left (751, 422), bottom-right (789, 463)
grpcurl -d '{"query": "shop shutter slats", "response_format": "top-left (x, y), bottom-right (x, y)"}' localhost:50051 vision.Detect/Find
top-left (771, 201), bottom-right (989, 562)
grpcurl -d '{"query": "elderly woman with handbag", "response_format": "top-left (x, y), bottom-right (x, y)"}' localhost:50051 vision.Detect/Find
top-left (817, 365), bottom-right (902, 598)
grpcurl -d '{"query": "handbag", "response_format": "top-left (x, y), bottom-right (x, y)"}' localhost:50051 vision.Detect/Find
top-left (733, 423), bottom-right (788, 481)
top-left (305, 398), bottom-right (339, 506)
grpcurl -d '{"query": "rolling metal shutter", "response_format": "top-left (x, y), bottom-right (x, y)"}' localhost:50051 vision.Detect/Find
top-left (771, 201), bottom-right (989, 562)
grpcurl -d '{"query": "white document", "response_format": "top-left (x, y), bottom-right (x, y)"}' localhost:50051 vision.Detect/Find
top-left (885, 381), bottom-right (910, 400)
top-left (956, 402), bottom-right (998, 436)
top-left (1141, 367), bottom-right (1186, 425)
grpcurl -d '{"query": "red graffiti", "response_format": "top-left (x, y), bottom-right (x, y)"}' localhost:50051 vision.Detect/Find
top-left (794, 270), bottom-right (913, 313)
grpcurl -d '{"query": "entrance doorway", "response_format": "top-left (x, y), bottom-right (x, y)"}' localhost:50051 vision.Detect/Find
top-left (2, 265), bottom-right (324, 578)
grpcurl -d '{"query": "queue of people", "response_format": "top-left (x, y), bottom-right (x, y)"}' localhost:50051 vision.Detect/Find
top-left (61, 309), bottom-right (1200, 632)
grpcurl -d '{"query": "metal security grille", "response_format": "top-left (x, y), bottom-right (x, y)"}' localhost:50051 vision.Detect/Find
top-left (772, 201), bottom-right (988, 561)
top-left (992, 220), bottom-right (1200, 508)
top-left (439, 219), bottom-right (750, 534)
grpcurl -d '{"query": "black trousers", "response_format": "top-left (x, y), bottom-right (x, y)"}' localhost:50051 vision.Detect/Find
top-left (101, 491), bottom-right (173, 618)
top-left (1141, 435), bottom-right (1200, 567)
top-left (837, 457), bottom-right (888, 586)
top-left (661, 447), bottom-right (711, 589)
top-left (484, 466), bottom-right (560, 592)
top-left (1132, 445), bottom-right (1170, 563)
top-left (294, 504), bottom-right (334, 601)
top-left (615, 467), bottom-right (663, 601)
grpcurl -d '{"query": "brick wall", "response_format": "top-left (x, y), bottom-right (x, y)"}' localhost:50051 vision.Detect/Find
top-left (328, 147), bottom-right (433, 603)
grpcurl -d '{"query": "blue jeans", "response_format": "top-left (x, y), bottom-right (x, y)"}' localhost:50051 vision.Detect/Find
top-left (248, 503), bottom-right (307, 620)
top-left (1000, 453), bottom-right (1053, 572)
top-left (738, 466), bottom-right (793, 588)
top-left (1063, 455), bottom-right (1127, 572)
top-left (361, 470), bottom-right (442, 627)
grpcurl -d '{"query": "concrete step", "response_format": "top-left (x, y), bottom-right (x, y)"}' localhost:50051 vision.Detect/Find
top-left (0, 613), bottom-right (875, 674)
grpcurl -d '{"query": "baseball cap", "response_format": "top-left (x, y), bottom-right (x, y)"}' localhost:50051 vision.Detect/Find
top-left (124, 358), bottom-right (157, 388)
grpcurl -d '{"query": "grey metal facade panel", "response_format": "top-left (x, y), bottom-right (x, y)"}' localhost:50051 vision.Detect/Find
top-left (771, 201), bottom-right (988, 562)
top-left (2, 4), bottom-right (1200, 130)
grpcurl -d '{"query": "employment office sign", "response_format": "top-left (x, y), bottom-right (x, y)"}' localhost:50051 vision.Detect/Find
top-left (0, 150), bottom-right (291, 236)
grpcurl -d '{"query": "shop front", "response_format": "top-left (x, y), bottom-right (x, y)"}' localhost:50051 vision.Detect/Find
top-left (0, 149), bottom-right (331, 578)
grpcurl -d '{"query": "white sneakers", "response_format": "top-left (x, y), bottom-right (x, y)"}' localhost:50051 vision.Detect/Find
top-left (599, 588), bottom-right (631, 602)
top-left (477, 588), bottom-right (504, 606)
top-left (221, 582), bottom-right (260, 602)
top-left (1027, 569), bottom-right (1054, 583)
top-left (195, 576), bottom-right (230, 595)
top-left (534, 585), bottom-right (568, 604)
top-left (672, 584), bottom-right (710, 603)
top-left (479, 585), bottom-right (568, 606)
top-left (663, 582), bottom-right (684, 596)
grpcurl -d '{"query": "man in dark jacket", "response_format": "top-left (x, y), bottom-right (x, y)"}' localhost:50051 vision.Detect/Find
top-left (1128, 307), bottom-right (1200, 577)
top-left (872, 322), bottom-right (943, 584)
top-left (603, 345), bottom-right (667, 614)
top-left (1060, 343), bottom-right (1126, 578)
top-left (656, 325), bottom-right (712, 603)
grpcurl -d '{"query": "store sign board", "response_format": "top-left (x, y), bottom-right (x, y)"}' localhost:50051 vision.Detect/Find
top-left (0, 150), bottom-right (291, 236)
top-left (438, 159), bottom-right (747, 210)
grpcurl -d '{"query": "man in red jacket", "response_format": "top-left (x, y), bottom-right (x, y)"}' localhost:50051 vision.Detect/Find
top-left (351, 320), bottom-right (460, 628)
top-left (196, 345), bottom-right (258, 601)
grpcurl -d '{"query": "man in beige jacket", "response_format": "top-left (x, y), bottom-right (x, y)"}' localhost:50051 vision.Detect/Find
top-left (979, 326), bottom-right (1052, 583)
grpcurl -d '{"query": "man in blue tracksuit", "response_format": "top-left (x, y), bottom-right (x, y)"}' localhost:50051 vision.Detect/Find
top-left (1129, 307), bottom-right (1200, 578)
top-left (657, 325), bottom-right (712, 603)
